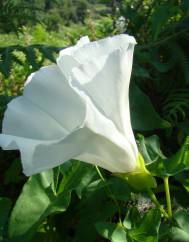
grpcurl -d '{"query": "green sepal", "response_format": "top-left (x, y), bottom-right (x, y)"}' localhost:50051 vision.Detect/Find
top-left (123, 170), bottom-right (157, 191)
top-left (114, 154), bottom-right (157, 191)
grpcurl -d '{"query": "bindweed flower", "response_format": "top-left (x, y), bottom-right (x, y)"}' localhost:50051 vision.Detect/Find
top-left (0, 34), bottom-right (139, 176)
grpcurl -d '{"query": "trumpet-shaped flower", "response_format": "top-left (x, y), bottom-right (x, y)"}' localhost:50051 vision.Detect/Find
top-left (0, 34), bottom-right (139, 176)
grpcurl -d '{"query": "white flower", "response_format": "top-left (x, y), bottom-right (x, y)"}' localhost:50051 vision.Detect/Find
top-left (0, 34), bottom-right (138, 176)
top-left (116, 16), bottom-right (126, 33)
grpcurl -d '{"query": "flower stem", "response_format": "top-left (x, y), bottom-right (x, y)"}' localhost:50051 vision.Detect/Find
top-left (95, 166), bottom-right (122, 225)
top-left (164, 176), bottom-right (172, 219)
top-left (95, 165), bottom-right (105, 182)
top-left (147, 189), bottom-right (169, 219)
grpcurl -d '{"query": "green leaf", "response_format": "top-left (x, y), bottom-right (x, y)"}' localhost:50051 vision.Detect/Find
top-left (39, 46), bottom-right (57, 63)
top-left (0, 197), bottom-right (12, 241)
top-left (158, 223), bottom-right (170, 241)
top-left (171, 227), bottom-right (189, 242)
top-left (74, 181), bottom-right (118, 242)
top-left (170, 210), bottom-right (189, 242)
top-left (164, 136), bottom-right (189, 176)
top-left (140, 135), bottom-right (189, 177)
top-left (4, 158), bottom-right (23, 185)
top-left (177, 121), bottom-right (189, 144)
top-left (59, 160), bottom-right (97, 198)
top-left (128, 209), bottom-right (161, 242)
top-left (175, 172), bottom-right (189, 192)
top-left (138, 134), bottom-right (168, 177)
top-left (133, 64), bottom-right (150, 79)
top-left (173, 186), bottom-right (189, 209)
top-left (138, 134), bottom-right (166, 164)
top-left (0, 47), bottom-right (13, 78)
top-left (123, 207), bottom-right (141, 230)
top-left (181, 0), bottom-right (189, 12)
top-left (146, 159), bottom-right (167, 178)
top-left (9, 161), bottom-right (97, 242)
top-left (150, 3), bottom-right (174, 40)
top-left (9, 170), bottom-right (70, 242)
top-left (130, 83), bottom-right (171, 131)
top-left (23, 46), bottom-right (40, 71)
top-left (96, 222), bottom-right (127, 242)
top-left (108, 177), bottom-right (131, 202)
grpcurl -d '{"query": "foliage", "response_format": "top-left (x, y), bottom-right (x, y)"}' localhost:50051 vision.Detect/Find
top-left (58, 0), bottom-right (89, 25)
top-left (0, 0), bottom-right (40, 33)
top-left (0, 0), bottom-right (189, 242)
top-left (0, 0), bottom-right (107, 33)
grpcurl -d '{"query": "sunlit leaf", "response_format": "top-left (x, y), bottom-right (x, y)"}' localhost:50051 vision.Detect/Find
top-left (128, 209), bottom-right (161, 242)
top-left (170, 210), bottom-right (189, 242)
top-left (9, 170), bottom-right (70, 242)
top-left (96, 222), bottom-right (127, 242)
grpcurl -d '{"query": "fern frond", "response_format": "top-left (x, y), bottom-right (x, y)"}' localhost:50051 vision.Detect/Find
top-left (0, 45), bottom-right (60, 78)
top-left (162, 88), bottom-right (189, 124)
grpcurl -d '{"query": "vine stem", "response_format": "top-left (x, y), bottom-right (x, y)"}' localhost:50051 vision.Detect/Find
top-left (164, 176), bottom-right (172, 219)
top-left (147, 189), bottom-right (169, 219)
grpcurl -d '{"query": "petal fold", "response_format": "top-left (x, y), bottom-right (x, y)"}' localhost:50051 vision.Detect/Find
top-left (23, 64), bottom-right (86, 133)
top-left (71, 47), bottom-right (138, 157)
top-left (57, 34), bottom-right (136, 79)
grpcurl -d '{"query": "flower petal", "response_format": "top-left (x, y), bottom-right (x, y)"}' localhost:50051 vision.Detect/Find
top-left (0, 90), bottom-right (136, 176)
top-left (70, 47), bottom-right (138, 157)
top-left (57, 36), bottom-right (90, 79)
top-left (2, 96), bottom-right (67, 140)
top-left (77, 97), bottom-right (137, 173)
top-left (0, 129), bottom-right (92, 176)
top-left (23, 64), bottom-right (86, 133)
top-left (0, 122), bottom-right (135, 176)
top-left (57, 34), bottom-right (136, 79)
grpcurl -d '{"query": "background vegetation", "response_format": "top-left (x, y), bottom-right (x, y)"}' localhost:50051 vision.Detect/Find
top-left (0, 0), bottom-right (189, 242)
